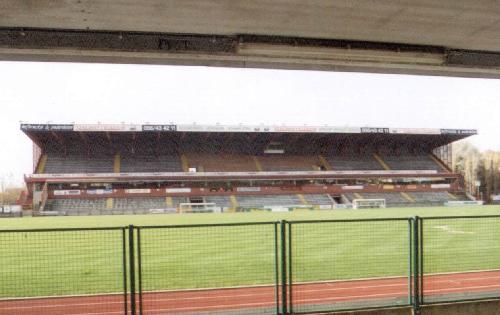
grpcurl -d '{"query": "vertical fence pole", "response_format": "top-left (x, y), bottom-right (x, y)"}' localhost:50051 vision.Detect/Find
top-left (419, 217), bottom-right (424, 306)
top-left (128, 225), bottom-right (136, 315)
top-left (137, 227), bottom-right (143, 315)
top-left (122, 227), bottom-right (128, 315)
top-left (280, 220), bottom-right (288, 315)
top-left (288, 222), bottom-right (293, 314)
top-left (413, 217), bottom-right (420, 315)
top-left (408, 218), bottom-right (413, 306)
top-left (274, 222), bottom-right (280, 315)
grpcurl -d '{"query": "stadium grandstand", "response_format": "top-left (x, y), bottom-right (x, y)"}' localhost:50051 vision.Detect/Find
top-left (19, 123), bottom-right (480, 215)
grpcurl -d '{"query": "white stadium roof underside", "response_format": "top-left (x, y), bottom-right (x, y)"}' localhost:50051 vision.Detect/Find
top-left (0, 1), bottom-right (499, 78)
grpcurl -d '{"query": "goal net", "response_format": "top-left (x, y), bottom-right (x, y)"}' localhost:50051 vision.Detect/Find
top-left (178, 202), bottom-right (219, 213)
top-left (352, 199), bottom-right (386, 209)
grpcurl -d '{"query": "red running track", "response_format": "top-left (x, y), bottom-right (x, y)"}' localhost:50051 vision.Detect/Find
top-left (2, 270), bottom-right (500, 315)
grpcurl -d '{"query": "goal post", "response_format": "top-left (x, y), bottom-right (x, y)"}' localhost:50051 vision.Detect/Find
top-left (352, 199), bottom-right (386, 209)
top-left (178, 202), bottom-right (219, 213)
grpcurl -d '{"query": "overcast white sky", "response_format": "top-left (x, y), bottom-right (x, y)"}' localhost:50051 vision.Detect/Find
top-left (0, 61), bottom-right (499, 185)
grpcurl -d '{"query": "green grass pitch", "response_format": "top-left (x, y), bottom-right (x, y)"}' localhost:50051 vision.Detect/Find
top-left (1, 205), bottom-right (500, 298)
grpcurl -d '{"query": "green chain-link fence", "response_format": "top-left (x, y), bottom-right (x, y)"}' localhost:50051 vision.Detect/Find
top-left (2, 216), bottom-right (500, 315)
top-left (0, 227), bottom-right (128, 315)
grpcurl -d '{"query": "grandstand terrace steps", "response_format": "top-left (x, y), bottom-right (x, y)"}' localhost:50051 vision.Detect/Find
top-left (45, 197), bottom-right (192, 214)
top-left (323, 152), bottom-right (449, 172)
top-left (120, 154), bottom-right (182, 173)
top-left (235, 194), bottom-right (332, 208)
top-left (408, 191), bottom-right (464, 203)
top-left (318, 155), bottom-right (332, 170)
top-left (180, 154), bottom-right (189, 172)
top-left (168, 196), bottom-right (189, 208)
top-left (429, 153), bottom-right (452, 172)
top-left (106, 197), bottom-right (113, 209)
top-left (252, 156), bottom-right (263, 172)
top-left (373, 153), bottom-right (391, 170)
top-left (297, 194), bottom-right (309, 205)
top-left (258, 155), bottom-right (322, 171)
top-left (237, 194), bottom-right (302, 208)
top-left (380, 154), bottom-right (443, 171)
top-left (113, 197), bottom-right (167, 211)
top-left (185, 153), bottom-right (258, 172)
top-left (346, 192), bottom-right (410, 207)
top-left (400, 192), bottom-right (416, 203)
top-left (43, 154), bottom-right (115, 174)
top-left (39, 151), bottom-right (449, 174)
top-left (42, 191), bottom-right (470, 214)
top-left (230, 195), bottom-right (239, 208)
top-left (204, 195), bottom-right (233, 208)
top-left (454, 191), bottom-right (471, 200)
top-left (339, 194), bottom-right (351, 205)
top-left (44, 198), bottom-right (107, 214)
top-left (113, 153), bottom-right (121, 173)
top-left (111, 197), bottom-right (188, 213)
top-left (35, 155), bottom-right (48, 173)
top-left (326, 154), bottom-right (384, 171)
top-left (353, 192), bottom-right (364, 200)
top-left (302, 194), bottom-right (334, 205)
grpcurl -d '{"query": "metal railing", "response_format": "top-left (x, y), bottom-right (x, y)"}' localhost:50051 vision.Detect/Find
top-left (1, 216), bottom-right (500, 314)
top-left (135, 222), bottom-right (280, 315)
top-left (0, 227), bottom-right (128, 315)
top-left (286, 218), bottom-right (412, 314)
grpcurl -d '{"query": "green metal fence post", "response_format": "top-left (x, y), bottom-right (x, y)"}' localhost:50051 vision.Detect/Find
top-left (128, 225), bottom-right (136, 315)
top-left (274, 222), bottom-right (280, 315)
top-left (413, 217), bottom-right (421, 315)
top-left (136, 227), bottom-right (143, 315)
top-left (122, 227), bottom-right (128, 315)
top-left (280, 220), bottom-right (288, 315)
top-left (408, 218), bottom-right (413, 306)
top-left (288, 221), bottom-right (293, 314)
top-left (419, 217), bottom-right (424, 306)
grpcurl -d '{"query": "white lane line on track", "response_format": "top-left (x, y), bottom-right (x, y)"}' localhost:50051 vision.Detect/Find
top-left (36, 281), bottom-right (500, 315)
top-left (132, 274), bottom-right (500, 304)
top-left (5, 273), bottom-right (499, 310)
top-left (134, 283), bottom-right (500, 315)
top-left (4, 274), bottom-right (500, 313)
top-left (3, 284), bottom-right (500, 315)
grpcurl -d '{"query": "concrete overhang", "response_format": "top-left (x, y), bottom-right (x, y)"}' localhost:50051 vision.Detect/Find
top-left (0, 1), bottom-right (499, 78)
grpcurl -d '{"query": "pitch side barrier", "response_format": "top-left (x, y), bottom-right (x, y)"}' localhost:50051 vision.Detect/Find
top-left (2, 216), bottom-right (500, 314)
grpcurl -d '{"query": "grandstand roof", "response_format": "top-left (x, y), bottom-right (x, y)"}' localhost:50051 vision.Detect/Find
top-left (21, 123), bottom-right (476, 150)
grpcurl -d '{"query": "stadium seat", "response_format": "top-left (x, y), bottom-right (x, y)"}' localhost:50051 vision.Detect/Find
top-left (258, 155), bottom-right (321, 171)
top-left (379, 154), bottom-right (444, 171)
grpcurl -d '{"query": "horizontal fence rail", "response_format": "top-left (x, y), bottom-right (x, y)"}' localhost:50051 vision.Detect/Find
top-left (1, 216), bottom-right (500, 314)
